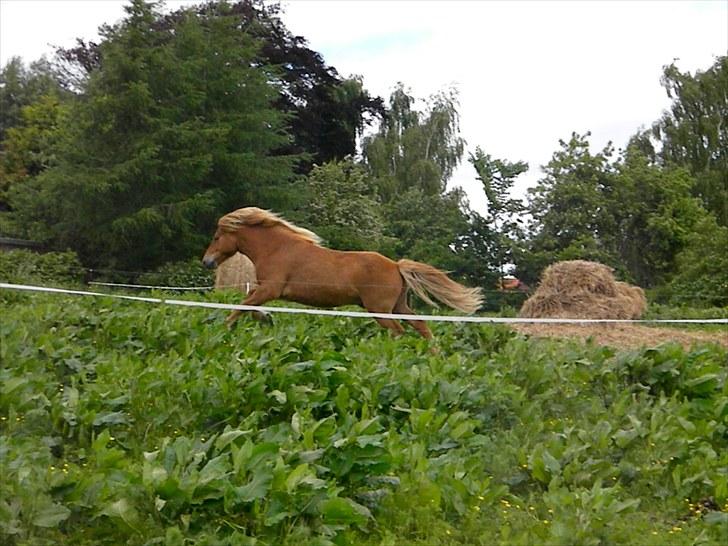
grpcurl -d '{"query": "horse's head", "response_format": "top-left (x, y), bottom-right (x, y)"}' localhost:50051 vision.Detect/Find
top-left (202, 226), bottom-right (238, 269)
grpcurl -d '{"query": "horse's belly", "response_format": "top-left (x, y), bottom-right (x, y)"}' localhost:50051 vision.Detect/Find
top-left (281, 284), bottom-right (361, 308)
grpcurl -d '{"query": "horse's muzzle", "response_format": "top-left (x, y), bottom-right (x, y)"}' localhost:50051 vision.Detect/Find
top-left (202, 257), bottom-right (217, 269)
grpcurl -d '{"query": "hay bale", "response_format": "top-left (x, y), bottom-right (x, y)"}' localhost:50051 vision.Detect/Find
top-left (615, 281), bottom-right (647, 320)
top-left (215, 252), bottom-right (257, 294)
top-left (519, 260), bottom-right (646, 319)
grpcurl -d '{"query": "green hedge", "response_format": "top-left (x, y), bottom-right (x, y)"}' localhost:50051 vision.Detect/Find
top-left (137, 259), bottom-right (214, 289)
top-left (0, 249), bottom-right (84, 286)
top-left (0, 249), bottom-right (84, 303)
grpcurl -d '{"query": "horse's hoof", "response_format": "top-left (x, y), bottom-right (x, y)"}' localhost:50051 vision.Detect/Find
top-left (254, 311), bottom-right (273, 324)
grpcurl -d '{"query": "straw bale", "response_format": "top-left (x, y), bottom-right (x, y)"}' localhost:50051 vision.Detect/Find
top-left (215, 253), bottom-right (257, 294)
top-left (615, 281), bottom-right (647, 320)
top-left (519, 260), bottom-right (646, 319)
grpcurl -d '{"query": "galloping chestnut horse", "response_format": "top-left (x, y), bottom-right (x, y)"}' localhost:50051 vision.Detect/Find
top-left (202, 207), bottom-right (483, 339)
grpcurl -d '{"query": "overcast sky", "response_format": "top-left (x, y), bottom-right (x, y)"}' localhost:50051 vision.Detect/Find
top-left (1, 0), bottom-right (726, 212)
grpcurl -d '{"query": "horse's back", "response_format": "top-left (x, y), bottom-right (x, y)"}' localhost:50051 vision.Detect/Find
top-left (329, 249), bottom-right (403, 308)
top-left (277, 246), bottom-right (400, 303)
top-left (329, 248), bottom-right (400, 282)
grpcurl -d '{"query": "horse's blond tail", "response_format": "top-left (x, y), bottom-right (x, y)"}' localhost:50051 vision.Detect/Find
top-left (397, 259), bottom-right (483, 314)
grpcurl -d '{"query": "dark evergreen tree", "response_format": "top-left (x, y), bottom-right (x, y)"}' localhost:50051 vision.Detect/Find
top-left (55, 0), bottom-right (384, 172)
top-left (9, 0), bottom-right (297, 269)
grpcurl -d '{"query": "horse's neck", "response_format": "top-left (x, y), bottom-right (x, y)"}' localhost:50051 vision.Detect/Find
top-left (236, 226), bottom-right (299, 265)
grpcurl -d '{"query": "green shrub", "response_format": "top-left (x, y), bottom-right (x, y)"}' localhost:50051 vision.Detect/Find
top-left (137, 259), bottom-right (214, 289)
top-left (660, 216), bottom-right (728, 307)
top-left (644, 303), bottom-right (728, 321)
top-left (0, 249), bottom-right (84, 304)
top-left (0, 249), bottom-right (83, 286)
top-left (480, 290), bottom-right (529, 313)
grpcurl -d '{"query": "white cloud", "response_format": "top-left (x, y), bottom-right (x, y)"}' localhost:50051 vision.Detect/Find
top-left (1, 1), bottom-right (125, 62)
top-left (0, 1), bottom-right (201, 63)
top-left (284, 0), bottom-right (727, 210)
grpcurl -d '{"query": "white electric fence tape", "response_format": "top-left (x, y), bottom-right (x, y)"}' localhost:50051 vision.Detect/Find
top-left (88, 281), bottom-right (214, 290)
top-left (88, 281), bottom-right (253, 292)
top-left (2, 282), bottom-right (727, 325)
top-left (84, 279), bottom-right (722, 301)
top-left (87, 280), bottom-right (530, 292)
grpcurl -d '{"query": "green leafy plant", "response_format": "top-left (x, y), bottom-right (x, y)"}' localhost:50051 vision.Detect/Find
top-left (1, 293), bottom-right (726, 545)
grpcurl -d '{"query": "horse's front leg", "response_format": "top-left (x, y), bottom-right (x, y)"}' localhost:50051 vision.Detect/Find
top-left (225, 308), bottom-right (272, 328)
top-left (225, 284), bottom-right (280, 328)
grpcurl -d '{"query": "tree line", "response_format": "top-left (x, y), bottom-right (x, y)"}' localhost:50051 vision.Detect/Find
top-left (0, 0), bottom-right (725, 306)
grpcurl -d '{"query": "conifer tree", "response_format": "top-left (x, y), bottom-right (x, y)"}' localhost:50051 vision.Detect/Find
top-left (10, 0), bottom-right (298, 268)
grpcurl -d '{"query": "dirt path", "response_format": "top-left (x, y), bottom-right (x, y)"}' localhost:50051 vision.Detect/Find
top-left (512, 323), bottom-right (727, 349)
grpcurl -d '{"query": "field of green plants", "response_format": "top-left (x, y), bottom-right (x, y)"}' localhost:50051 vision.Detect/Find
top-left (1, 291), bottom-right (727, 545)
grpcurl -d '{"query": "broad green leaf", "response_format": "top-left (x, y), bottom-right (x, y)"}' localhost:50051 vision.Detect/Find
top-left (247, 443), bottom-right (279, 472)
top-left (32, 502), bottom-right (70, 527)
top-left (234, 472), bottom-right (272, 503)
top-left (99, 498), bottom-right (138, 526)
top-left (165, 526), bottom-right (184, 546)
top-left (286, 463), bottom-right (311, 493)
top-left (335, 385), bottom-right (350, 412)
top-left (291, 412), bottom-right (302, 437)
top-left (93, 411), bottom-right (130, 426)
top-left (318, 497), bottom-right (372, 525)
top-left (704, 511), bottom-right (728, 525)
top-left (542, 450), bottom-right (561, 475)
top-left (677, 416), bottom-right (696, 433)
top-left (297, 449), bottom-right (325, 463)
top-left (92, 430), bottom-right (112, 453)
top-left (685, 374), bottom-right (719, 395)
top-left (613, 498), bottom-right (640, 513)
top-left (613, 429), bottom-right (639, 448)
top-left (313, 417), bottom-right (337, 443)
top-left (269, 390), bottom-right (287, 404)
top-left (143, 463), bottom-right (168, 487)
top-left (199, 455), bottom-right (230, 485)
top-left (1, 377), bottom-right (28, 395)
top-left (450, 421), bottom-right (475, 440)
top-left (215, 429), bottom-right (250, 452)
top-left (356, 434), bottom-right (383, 447)
top-left (233, 441), bottom-right (278, 475)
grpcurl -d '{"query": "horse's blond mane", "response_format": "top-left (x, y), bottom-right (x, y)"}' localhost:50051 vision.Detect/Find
top-left (218, 207), bottom-right (322, 245)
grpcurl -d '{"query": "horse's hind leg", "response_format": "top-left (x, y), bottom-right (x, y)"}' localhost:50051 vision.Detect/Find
top-left (373, 317), bottom-right (406, 336)
top-left (360, 291), bottom-right (405, 337)
top-left (393, 290), bottom-right (433, 340)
